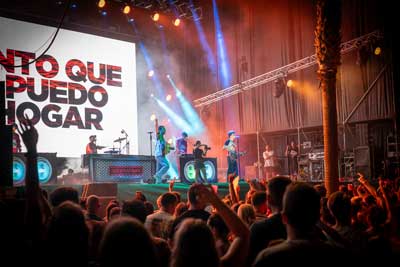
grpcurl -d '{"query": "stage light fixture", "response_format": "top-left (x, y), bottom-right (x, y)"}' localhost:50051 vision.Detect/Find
top-left (123, 5), bottom-right (131, 14)
top-left (71, 3), bottom-right (77, 8)
top-left (166, 74), bottom-right (170, 78)
top-left (150, 93), bottom-right (154, 97)
top-left (152, 12), bottom-right (160, 22)
top-left (150, 114), bottom-right (156, 121)
top-left (286, 79), bottom-right (294, 88)
top-left (128, 18), bottom-right (134, 23)
top-left (166, 94), bottom-right (172, 101)
top-left (273, 78), bottom-right (286, 98)
top-left (101, 10), bottom-right (107, 16)
top-left (148, 70), bottom-right (154, 77)
top-left (98, 0), bottom-right (106, 8)
top-left (173, 18), bottom-right (181, 26)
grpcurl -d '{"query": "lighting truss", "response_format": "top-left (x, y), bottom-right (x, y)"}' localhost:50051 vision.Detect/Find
top-left (193, 30), bottom-right (383, 108)
top-left (124, 0), bottom-right (202, 20)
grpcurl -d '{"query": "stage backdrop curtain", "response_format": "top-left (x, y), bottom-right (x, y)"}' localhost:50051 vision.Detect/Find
top-left (183, 0), bottom-right (394, 137)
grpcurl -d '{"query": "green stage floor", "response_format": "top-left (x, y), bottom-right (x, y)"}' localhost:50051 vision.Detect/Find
top-left (41, 182), bottom-right (250, 205)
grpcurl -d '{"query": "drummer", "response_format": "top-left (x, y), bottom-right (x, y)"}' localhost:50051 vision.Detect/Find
top-left (86, 135), bottom-right (106, 154)
top-left (86, 135), bottom-right (98, 154)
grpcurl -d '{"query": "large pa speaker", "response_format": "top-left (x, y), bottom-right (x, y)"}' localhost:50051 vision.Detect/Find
top-left (179, 155), bottom-right (218, 184)
top-left (12, 153), bottom-right (57, 186)
top-left (354, 146), bottom-right (371, 178)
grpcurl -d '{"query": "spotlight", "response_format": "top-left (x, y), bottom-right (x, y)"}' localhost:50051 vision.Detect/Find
top-left (128, 18), bottom-right (134, 23)
top-left (173, 18), bottom-right (181, 26)
top-left (101, 10), bottom-right (107, 16)
top-left (166, 74), bottom-right (170, 79)
top-left (152, 12), bottom-right (160, 22)
top-left (286, 79), bottom-right (294, 88)
top-left (150, 114), bottom-right (156, 121)
top-left (123, 5), bottom-right (131, 14)
top-left (150, 93), bottom-right (154, 98)
top-left (167, 138), bottom-right (173, 144)
top-left (71, 3), bottom-right (77, 8)
top-left (374, 46), bottom-right (381, 56)
top-left (166, 94), bottom-right (172, 101)
top-left (98, 0), bottom-right (106, 8)
top-left (148, 70), bottom-right (154, 77)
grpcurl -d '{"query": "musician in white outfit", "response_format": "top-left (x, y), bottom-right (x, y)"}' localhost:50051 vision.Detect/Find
top-left (263, 144), bottom-right (275, 180)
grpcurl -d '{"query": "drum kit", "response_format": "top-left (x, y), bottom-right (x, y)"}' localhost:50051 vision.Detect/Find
top-left (98, 137), bottom-right (128, 155)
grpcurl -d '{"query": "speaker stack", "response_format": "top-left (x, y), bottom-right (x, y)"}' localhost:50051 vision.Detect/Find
top-left (12, 153), bottom-right (57, 186)
top-left (179, 155), bottom-right (218, 183)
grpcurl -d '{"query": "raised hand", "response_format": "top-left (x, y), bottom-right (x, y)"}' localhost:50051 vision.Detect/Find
top-left (169, 177), bottom-right (176, 192)
top-left (17, 115), bottom-right (38, 153)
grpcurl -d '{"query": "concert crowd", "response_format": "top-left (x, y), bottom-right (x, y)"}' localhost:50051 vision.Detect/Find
top-left (1, 120), bottom-right (400, 267)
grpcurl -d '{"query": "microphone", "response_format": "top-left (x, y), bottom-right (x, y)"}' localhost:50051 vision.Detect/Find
top-left (121, 129), bottom-right (125, 134)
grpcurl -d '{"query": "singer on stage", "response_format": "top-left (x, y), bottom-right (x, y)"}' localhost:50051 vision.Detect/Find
top-left (153, 119), bottom-right (173, 183)
top-left (223, 130), bottom-right (238, 179)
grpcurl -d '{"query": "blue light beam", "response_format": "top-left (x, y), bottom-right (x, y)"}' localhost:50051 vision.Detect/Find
top-left (154, 97), bottom-right (194, 135)
top-left (190, 0), bottom-right (217, 76)
top-left (167, 76), bottom-right (205, 134)
top-left (212, 0), bottom-right (231, 88)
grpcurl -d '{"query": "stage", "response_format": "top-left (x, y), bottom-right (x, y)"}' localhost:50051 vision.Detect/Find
top-left (38, 182), bottom-right (251, 206)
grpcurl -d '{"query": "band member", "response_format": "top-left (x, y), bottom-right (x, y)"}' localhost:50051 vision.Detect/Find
top-left (12, 123), bottom-right (21, 153)
top-left (86, 135), bottom-right (98, 154)
top-left (263, 144), bottom-right (275, 180)
top-left (153, 119), bottom-right (173, 183)
top-left (193, 140), bottom-right (210, 183)
top-left (285, 141), bottom-right (298, 177)
top-left (223, 130), bottom-right (238, 179)
top-left (175, 132), bottom-right (188, 155)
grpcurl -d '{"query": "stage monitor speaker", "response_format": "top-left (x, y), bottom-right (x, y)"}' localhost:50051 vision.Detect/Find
top-left (179, 155), bottom-right (218, 184)
top-left (354, 146), bottom-right (371, 178)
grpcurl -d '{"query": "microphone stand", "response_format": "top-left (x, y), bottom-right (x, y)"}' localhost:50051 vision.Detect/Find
top-left (124, 132), bottom-right (129, 155)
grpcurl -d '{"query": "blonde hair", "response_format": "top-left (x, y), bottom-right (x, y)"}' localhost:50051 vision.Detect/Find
top-left (237, 204), bottom-right (256, 227)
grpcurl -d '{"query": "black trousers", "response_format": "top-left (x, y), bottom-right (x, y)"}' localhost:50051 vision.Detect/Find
top-left (227, 156), bottom-right (238, 179)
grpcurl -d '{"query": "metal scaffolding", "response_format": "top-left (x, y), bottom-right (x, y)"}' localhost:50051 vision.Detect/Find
top-left (193, 30), bottom-right (383, 108)
top-left (126, 0), bottom-right (203, 20)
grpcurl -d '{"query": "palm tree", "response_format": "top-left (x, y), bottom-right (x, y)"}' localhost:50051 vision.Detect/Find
top-left (315, 0), bottom-right (341, 195)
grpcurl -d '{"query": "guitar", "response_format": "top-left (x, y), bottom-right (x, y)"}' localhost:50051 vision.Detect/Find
top-left (229, 150), bottom-right (247, 160)
top-left (164, 141), bottom-right (175, 155)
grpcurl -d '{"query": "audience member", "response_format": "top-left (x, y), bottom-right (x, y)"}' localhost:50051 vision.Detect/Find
top-left (254, 183), bottom-right (345, 266)
top-left (251, 191), bottom-right (268, 221)
top-left (145, 192), bottom-right (177, 239)
top-left (249, 176), bottom-right (291, 264)
top-left (99, 217), bottom-right (159, 267)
